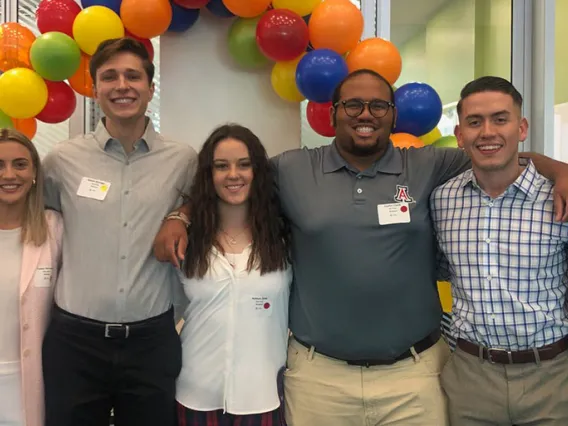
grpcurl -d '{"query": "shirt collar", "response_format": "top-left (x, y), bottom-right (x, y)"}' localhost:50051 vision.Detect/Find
top-left (323, 140), bottom-right (403, 176)
top-left (460, 159), bottom-right (539, 199)
top-left (94, 117), bottom-right (157, 152)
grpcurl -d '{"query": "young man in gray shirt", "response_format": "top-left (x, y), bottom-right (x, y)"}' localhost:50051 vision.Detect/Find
top-left (42, 38), bottom-right (197, 426)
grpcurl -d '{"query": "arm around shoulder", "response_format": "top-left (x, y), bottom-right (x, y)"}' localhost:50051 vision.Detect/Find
top-left (428, 146), bottom-right (471, 187)
top-left (42, 149), bottom-right (62, 212)
top-left (45, 209), bottom-right (63, 276)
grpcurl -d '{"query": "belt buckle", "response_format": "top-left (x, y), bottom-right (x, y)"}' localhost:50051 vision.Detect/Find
top-left (487, 347), bottom-right (513, 364)
top-left (104, 323), bottom-right (129, 339)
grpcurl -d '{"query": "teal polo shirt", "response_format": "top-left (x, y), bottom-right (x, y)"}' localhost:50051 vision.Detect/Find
top-left (272, 141), bottom-right (470, 360)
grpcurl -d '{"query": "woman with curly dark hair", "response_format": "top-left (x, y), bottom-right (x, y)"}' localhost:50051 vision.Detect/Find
top-left (176, 124), bottom-right (291, 426)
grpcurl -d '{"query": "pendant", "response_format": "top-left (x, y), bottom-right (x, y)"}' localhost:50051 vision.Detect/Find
top-left (229, 237), bottom-right (236, 245)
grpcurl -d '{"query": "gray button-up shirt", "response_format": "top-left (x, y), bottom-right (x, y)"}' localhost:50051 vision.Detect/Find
top-left (43, 119), bottom-right (197, 322)
top-left (273, 141), bottom-right (470, 360)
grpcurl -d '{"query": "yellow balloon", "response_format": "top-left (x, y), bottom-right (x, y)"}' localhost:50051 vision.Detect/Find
top-left (437, 281), bottom-right (452, 313)
top-left (272, 0), bottom-right (322, 17)
top-left (419, 127), bottom-right (442, 145)
top-left (0, 68), bottom-right (48, 119)
top-left (271, 55), bottom-right (305, 102)
top-left (73, 6), bottom-right (124, 56)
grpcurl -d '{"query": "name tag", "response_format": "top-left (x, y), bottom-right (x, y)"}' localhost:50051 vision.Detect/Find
top-left (34, 267), bottom-right (53, 288)
top-left (77, 177), bottom-right (111, 201)
top-left (377, 202), bottom-right (411, 225)
top-left (252, 296), bottom-right (273, 317)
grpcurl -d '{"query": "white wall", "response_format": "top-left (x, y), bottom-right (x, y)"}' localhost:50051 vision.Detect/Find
top-left (159, 10), bottom-right (302, 157)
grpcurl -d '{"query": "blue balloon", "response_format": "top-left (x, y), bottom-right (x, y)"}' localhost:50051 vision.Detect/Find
top-left (206, 0), bottom-right (234, 18)
top-left (295, 49), bottom-right (348, 103)
top-left (394, 82), bottom-right (443, 136)
top-left (168, 2), bottom-right (200, 32)
top-left (81, 0), bottom-right (122, 15)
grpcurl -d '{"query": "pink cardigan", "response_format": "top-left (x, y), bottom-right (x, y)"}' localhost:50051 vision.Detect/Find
top-left (19, 209), bottom-right (63, 426)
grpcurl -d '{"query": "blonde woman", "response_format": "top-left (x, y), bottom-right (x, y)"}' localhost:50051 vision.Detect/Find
top-left (0, 128), bottom-right (62, 426)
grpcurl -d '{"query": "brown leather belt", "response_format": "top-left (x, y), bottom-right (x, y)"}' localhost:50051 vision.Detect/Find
top-left (457, 335), bottom-right (568, 364)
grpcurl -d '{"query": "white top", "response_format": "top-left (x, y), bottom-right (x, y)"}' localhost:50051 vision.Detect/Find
top-left (176, 246), bottom-right (291, 415)
top-left (0, 228), bottom-right (24, 425)
top-left (0, 228), bottom-right (23, 363)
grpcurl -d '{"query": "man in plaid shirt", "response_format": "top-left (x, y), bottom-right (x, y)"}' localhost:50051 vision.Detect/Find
top-left (430, 76), bottom-right (568, 426)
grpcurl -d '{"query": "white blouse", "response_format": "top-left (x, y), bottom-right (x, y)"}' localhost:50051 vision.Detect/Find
top-left (176, 246), bottom-right (291, 415)
top-left (0, 228), bottom-right (24, 425)
top-left (0, 227), bottom-right (22, 363)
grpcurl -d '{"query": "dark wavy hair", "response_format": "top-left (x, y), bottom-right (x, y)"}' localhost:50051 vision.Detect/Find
top-left (183, 124), bottom-right (289, 279)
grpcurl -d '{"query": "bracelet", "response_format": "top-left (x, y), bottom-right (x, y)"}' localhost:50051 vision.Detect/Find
top-left (164, 212), bottom-right (191, 227)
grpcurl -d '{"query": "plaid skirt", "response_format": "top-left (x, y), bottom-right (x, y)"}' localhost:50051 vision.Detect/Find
top-left (177, 404), bottom-right (285, 426)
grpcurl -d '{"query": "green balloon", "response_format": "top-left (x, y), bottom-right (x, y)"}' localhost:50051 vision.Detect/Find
top-left (30, 32), bottom-right (81, 82)
top-left (228, 18), bottom-right (270, 69)
top-left (0, 109), bottom-right (14, 129)
top-left (431, 135), bottom-right (458, 148)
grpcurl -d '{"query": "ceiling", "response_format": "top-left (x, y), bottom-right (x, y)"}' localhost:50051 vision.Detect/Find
top-left (390, 0), bottom-right (453, 47)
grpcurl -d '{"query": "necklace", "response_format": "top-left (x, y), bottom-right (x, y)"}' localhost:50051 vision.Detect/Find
top-left (220, 227), bottom-right (249, 245)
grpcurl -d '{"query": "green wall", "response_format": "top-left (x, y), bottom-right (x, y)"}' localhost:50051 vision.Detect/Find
top-left (397, 0), bottom-right (511, 106)
top-left (555, 0), bottom-right (568, 105)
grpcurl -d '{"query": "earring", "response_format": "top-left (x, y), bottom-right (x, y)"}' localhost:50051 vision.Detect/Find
top-left (32, 179), bottom-right (36, 185)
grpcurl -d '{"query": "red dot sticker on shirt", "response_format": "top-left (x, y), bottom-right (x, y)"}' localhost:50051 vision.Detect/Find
top-left (400, 205), bottom-right (408, 213)
top-left (264, 302), bottom-right (271, 309)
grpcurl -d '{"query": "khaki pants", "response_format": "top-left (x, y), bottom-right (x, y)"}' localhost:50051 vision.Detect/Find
top-left (284, 337), bottom-right (450, 426)
top-left (441, 346), bottom-right (568, 425)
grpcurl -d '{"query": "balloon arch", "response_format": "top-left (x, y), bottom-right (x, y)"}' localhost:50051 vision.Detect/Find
top-left (0, 0), bottom-right (457, 148)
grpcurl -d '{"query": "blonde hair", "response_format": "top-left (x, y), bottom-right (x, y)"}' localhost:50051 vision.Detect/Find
top-left (0, 128), bottom-right (48, 246)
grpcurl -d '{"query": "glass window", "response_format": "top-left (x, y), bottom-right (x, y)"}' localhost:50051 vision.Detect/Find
top-left (554, 0), bottom-right (568, 162)
top-left (392, 0), bottom-right (512, 138)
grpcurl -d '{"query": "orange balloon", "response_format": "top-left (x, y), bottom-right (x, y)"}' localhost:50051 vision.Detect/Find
top-left (121, 0), bottom-right (172, 39)
top-left (309, 0), bottom-right (363, 55)
top-left (0, 22), bottom-right (36, 72)
top-left (391, 133), bottom-right (424, 149)
top-left (346, 38), bottom-right (402, 85)
top-left (13, 117), bottom-right (37, 140)
top-left (68, 52), bottom-right (94, 98)
top-left (222, 0), bottom-right (272, 18)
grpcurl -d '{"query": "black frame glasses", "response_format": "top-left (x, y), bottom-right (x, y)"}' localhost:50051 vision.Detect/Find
top-left (334, 99), bottom-right (395, 118)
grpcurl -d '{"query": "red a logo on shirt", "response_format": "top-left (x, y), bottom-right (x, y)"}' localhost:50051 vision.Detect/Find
top-left (394, 185), bottom-right (415, 203)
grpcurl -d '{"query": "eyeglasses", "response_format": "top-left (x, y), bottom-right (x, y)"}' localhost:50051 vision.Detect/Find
top-left (334, 98), bottom-right (395, 118)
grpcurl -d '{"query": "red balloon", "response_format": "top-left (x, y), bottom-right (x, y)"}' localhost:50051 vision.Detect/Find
top-left (36, 0), bottom-right (82, 37)
top-left (36, 81), bottom-right (77, 124)
top-left (256, 9), bottom-right (309, 62)
top-left (307, 101), bottom-right (335, 137)
top-left (173, 0), bottom-right (210, 8)
top-left (125, 31), bottom-right (155, 62)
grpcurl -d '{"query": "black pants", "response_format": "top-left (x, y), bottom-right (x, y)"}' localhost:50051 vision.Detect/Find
top-left (42, 305), bottom-right (182, 426)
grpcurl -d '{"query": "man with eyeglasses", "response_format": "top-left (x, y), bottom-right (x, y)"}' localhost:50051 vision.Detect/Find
top-left (153, 69), bottom-right (568, 426)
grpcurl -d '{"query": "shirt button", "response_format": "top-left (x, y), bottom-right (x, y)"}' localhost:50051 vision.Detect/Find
top-left (488, 202), bottom-right (493, 207)
top-left (124, 190), bottom-right (130, 195)
top-left (119, 288), bottom-right (124, 293)
top-left (23, 324), bottom-right (29, 331)
top-left (123, 222), bottom-right (128, 227)
top-left (357, 188), bottom-right (363, 194)
top-left (485, 238), bottom-right (491, 244)
top-left (357, 176), bottom-right (362, 179)
top-left (121, 255), bottom-right (126, 260)
top-left (487, 276), bottom-right (492, 281)
top-left (23, 349), bottom-right (30, 358)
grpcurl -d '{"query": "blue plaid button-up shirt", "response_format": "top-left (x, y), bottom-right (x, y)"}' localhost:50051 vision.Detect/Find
top-left (430, 161), bottom-right (568, 350)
